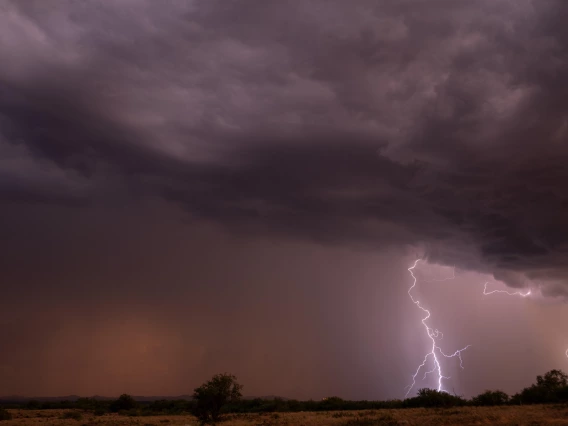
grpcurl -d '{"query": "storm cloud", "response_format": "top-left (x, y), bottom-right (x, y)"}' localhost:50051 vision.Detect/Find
top-left (2, 0), bottom-right (567, 295)
top-left (1, 0), bottom-right (568, 399)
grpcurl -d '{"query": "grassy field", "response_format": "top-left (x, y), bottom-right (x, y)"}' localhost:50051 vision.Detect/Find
top-left (1, 405), bottom-right (568, 425)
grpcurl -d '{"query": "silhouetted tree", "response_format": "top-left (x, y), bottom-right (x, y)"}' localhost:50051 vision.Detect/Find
top-left (192, 373), bottom-right (242, 424)
top-left (536, 369), bottom-right (568, 389)
top-left (514, 369), bottom-right (568, 404)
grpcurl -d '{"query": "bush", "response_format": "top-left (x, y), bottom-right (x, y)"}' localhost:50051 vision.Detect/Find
top-left (61, 411), bottom-right (83, 420)
top-left (557, 385), bottom-right (568, 401)
top-left (94, 407), bottom-right (107, 416)
top-left (76, 397), bottom-right (104, 411)
top-left (0, 408), bottom-right (12, 421)
top-left (25, 400), bottom-right (41, 410)
top-left (471, 390), bottom-right (509, 406)
top-left (110, 394), bottom-right (138, 412)
top-left (404, 388), bottom-right (465, 408)
top-left (120, 408), bottom-right (141, 416)
top-left (342, 416), bottom-right (399, 426)
top-left (147, 399), bottom-right (188, 414)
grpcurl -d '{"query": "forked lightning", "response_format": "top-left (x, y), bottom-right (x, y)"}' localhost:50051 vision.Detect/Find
top-left (404, 260), bottom-right (470, 397)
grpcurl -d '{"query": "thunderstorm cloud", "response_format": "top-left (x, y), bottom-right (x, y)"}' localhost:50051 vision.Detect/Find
top-left (2, 0), bottom-right (567, 294)
top-left (1, 0), bottom-right (568, 399)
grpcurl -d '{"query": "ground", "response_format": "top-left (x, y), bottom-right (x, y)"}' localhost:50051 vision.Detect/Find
top-left (1, 406), bottom-right (568, 425)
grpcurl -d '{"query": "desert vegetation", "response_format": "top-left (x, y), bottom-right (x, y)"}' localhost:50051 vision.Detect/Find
top-left (1, 405), bottom-right (568, 425)
top-left (0, 370), bottom-right (567, 425)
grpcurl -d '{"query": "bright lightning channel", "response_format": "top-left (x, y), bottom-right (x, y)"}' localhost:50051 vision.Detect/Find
top-left (482, 282), bottom-right (568, 361)
top-left (482, 282), bottom-right (531, 297)
top-left (405, 260), bottom-right (471, 398)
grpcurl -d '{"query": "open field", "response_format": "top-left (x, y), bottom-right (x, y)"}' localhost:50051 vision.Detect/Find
top-left (2, 406), bottom-right (568, 426)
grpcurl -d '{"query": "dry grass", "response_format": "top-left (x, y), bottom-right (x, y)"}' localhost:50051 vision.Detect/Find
top-left (1, 405), bottom-right (568, 425)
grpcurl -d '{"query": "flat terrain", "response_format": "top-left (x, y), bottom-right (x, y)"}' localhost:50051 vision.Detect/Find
top-left (2, 405), bottom-right (568, 425)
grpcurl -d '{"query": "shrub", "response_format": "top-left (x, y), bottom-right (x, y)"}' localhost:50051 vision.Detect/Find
top-left (404, 388), bottom-right (465, 408)
top-left (0, 408), bottom-right (12, 421)
top-left (119, 408), bottom-right (141, 416)
top-left (94, 407), bottom-right (107, 416)
top-left (110, 394), bottom-right (138, 412)
top-left (25, 400), bottom-right (41, 410)
top-left (342, 415), bottom-right (399, 426)
top-left (471, 390), bottom-right (509, 406)
top-left (61, 411), bottom-right (83, 420)
top-left (147, 399), bottom-right (188, 414)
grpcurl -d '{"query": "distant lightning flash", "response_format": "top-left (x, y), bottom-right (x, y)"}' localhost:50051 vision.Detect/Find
top-left (482, 282), bottom-right (568, 360)
top-left (482, 282), bottom-right (531, 298)
top-left (405, 260), bottom-right (471, 398)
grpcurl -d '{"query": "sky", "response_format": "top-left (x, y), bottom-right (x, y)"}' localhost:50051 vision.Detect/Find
top-left (1, 0), bottom-right (568, 400)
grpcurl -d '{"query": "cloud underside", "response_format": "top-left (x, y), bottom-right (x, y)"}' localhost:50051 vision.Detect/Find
top-left (1, 0), bottom-right (568, 295)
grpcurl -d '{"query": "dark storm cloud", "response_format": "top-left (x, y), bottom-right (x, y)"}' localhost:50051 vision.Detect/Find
top-left (1, 0), bottom-right (568, 296)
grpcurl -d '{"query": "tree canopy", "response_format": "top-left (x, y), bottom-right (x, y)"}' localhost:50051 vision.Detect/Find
top-left (192, 373), bottom-right (243, 424)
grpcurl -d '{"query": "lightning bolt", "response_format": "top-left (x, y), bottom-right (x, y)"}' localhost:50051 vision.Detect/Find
top-left (482, 282), bottom-right (531, 297)
top-left (482, 282), bottom-right (568, 361)
top-left (404, 260), bottom-right (471, 398)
